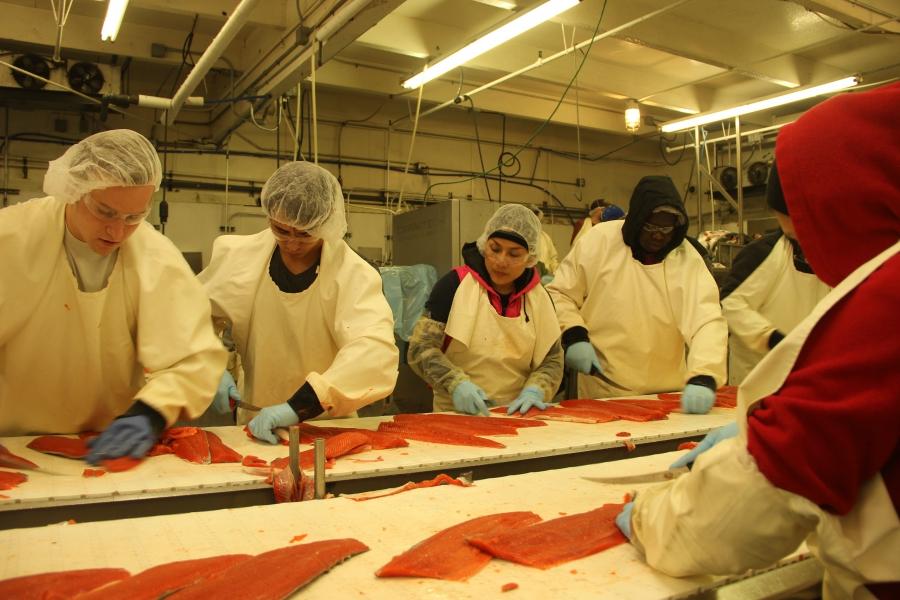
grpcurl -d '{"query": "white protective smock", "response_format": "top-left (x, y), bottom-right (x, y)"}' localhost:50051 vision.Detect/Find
top-left (536, 229), bottom-right (559, 274)
top-left (723, 235), bottom-right (831, 384)
top-left (632, 240), bottom-right (900, 600)
top-left (433, 273), bottom-right (560, 412)
top-left (198, 230), bottom-right (398, 424)
top-left (570, 218), bottom-right (592, 250)
top-left (548, 220), bottom-right (727, 398)
top-left (0, 197), bottom-right (226, 436)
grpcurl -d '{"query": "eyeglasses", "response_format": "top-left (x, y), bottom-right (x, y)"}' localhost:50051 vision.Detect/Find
top-left (642, 222), bottom-right (676, 235)
top-left (269, 219), bottom-right (312, 240)
top-left (83, 193), bottom-right (151, 225)
top-left (484, 242), bottom-right (529, 265)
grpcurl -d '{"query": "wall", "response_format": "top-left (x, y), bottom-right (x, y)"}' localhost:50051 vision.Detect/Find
top-left (1, 82), bottom-right (697, 268)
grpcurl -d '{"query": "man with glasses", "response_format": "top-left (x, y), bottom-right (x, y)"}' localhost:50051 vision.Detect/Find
top-left (199, 162), bottom-right (398, 444)
top-left (548, 175), bottom-right (727, 413)
top-left (0, 129), bottom-right (226, 464)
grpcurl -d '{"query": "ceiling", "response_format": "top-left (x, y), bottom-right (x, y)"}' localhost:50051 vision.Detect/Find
top-left (1, 0), bottom-right (898, 142)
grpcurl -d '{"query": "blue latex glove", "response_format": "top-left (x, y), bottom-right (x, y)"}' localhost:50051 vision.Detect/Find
top-left (212, 371), bottom-right (241, 414)
top-left (452, 381), bottom-right (492, 416)
top-left (540, 274), bottom-right (554, 285)
top-left (670, 421), bottom-right (739, 469)
top-left (681, 383), bottom-right (716, 414)
top-left (507, 385), bottom-right (547, 415)
top-left (85, 415), bottom-right (156, 464)
top-left (564, 341), bottom-right (602, 375)
top-left (248, 403), bottom-right (300, 444)
top-left (615, 501), bottom-right (634, 541)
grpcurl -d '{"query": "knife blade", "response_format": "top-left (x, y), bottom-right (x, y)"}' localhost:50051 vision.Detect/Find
top-left (233, 400), bottom-right (263, 412)
top-left (581, 466), bottom-right (690, 485)
top-left (589, 366), bottom-right (628, 391)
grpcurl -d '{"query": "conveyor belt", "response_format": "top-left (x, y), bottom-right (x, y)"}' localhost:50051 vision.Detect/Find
top-left (0, 452), bottom-right (822, 599)
top-left (0, 407), bottom-right (735, 528)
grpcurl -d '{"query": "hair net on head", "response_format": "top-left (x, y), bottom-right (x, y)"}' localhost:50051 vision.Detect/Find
top-left (43, 129), bottom-right (162, 204)
top-left (261, 161), bottom-right (347, 242)
top-left (475, 203), bottom-right (542, 267)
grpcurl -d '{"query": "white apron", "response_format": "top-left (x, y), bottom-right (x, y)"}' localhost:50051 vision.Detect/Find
top-left (433, 274), bottom-right (559, 411)
top-left (238, 267), bottom-right (352, 425)
top-left (0, 250), bottom-right (142, 435)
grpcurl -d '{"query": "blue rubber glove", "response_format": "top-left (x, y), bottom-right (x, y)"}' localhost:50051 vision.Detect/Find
top-left (564, 341), bottom-right (602, 375)
top-left (452, 381), bottom-right (492, 416)
top-left (670, 421), bottom-right (739, 469)
top-left (507, 385), bottom-right (547, 415)
top-left (615, 501), bottom-right (634, 541)
top-left (85, 415), bottom-right (156, 464)
top-left (681, 383), bottom-right (716, 414)
top-left (540, 274), bottom-right (554, 285)
top-left (213, 371), bottom-right (241, 414)
top-left (248, 403), bottom-right (300, 444)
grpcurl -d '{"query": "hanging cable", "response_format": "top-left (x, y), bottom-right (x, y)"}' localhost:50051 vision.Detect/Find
top-left (467, 97), bottom-right (493, 202)
top-left (567, 24), bottom-right (584, 205)
top-left (311, 48), bottom-right (318, 164)
top-left (293, 83), bottom-right (302, 161)
top-left (397, 82), bottom-right (425, 212)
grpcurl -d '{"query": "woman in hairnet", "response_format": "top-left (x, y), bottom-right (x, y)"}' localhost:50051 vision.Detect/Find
top-left (0, 129), bottom-right (226, 463)
top-left (408, 204), bottom-right (563, 416)
top-left (199, 162), bottom-right (398, 444)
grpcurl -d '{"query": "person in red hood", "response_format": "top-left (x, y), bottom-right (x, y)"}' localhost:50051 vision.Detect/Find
top-left (407, 204), bottom-right (564, 416)
top-left (617, 82), bottom-right (900, 599)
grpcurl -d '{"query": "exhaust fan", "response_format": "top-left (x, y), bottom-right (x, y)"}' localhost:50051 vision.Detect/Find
top-left (11, 54), bottom-right (50, 90)
top-left (67, 62), bottom-right (105, 95)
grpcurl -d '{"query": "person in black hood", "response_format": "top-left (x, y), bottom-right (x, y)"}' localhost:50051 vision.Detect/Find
top-left (621, 176), bottom-right (690, 264)
top-left (407, 204), bottom-right (564, 417)
top-left (548, 175), bottom-right (728, 413)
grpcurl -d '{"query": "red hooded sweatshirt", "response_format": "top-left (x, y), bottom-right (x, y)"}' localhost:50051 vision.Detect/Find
top-left (746, 81), bottom-right (900, 539)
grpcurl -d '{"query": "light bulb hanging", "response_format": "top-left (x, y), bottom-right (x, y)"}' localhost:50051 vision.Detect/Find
top-left (625, 99), bottom-right (641, 133)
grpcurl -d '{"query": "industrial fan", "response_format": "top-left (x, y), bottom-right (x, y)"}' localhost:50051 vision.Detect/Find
top-left (67, 62), bottom-right (105, 95)
top-left (11, 54), bottom-right (50, 90)
top-left (747, 161), bottom-right (769, 186)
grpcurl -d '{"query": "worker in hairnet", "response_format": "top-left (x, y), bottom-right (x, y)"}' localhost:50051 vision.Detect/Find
top-left (408, 204), bottom-right (563, 416)
top-left (0, 129), bottom-right (226, 463)
top-left (548, 176), bottom-right (727, 412)
top-left (199, 162), bottom-right (398, 444)
top-left (529, 205), bottom-right (559, 281)
top-left (617, 82), bottom-right (900, 599)
top-left (720, 217), bottom-right (831, 384)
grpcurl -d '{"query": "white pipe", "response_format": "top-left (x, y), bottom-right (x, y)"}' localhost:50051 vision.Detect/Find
top-left (166, 0), bottom-right (261, 125)
top-left (316, 0), bottom-right (370, 42)
top-left (137, 95), bottom-right (204, 110)
top-left (664, 122), bottom-right (787, 152)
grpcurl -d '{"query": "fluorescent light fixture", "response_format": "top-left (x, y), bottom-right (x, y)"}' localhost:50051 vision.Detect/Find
top-left (659, 76), bottom-right (859, 133)
top-left (624, 99), bottom-right (640, 132)
top-left (402, 0), bottom-right (579, 89)
top-left (101, 0), bottom-right (130, 42)
top-left (471, 0), bottom-right (518, 9)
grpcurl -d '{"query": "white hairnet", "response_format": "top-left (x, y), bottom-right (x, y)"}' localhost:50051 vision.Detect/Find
top-left (260, 161), bottom-right (347, 242)
top-left (43, 129), bottom-right (162, 204)
top-left (476, 203), bottom-right (542, 268)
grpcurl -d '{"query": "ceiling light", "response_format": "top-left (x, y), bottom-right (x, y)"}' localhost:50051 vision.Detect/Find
top-left (402, 0), bottom-right (579, 89)
top-left (101, 0), bottom-right (130, 42)
top-left (659, 76), bottom-right (859, 133)
top-left (624, 99), bottom-right (640, 133)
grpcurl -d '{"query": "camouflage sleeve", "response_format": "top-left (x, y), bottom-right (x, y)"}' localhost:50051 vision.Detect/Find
top-left (407, 314), bottom-right (469, 397)
top-left (525, 339), bottom-right (564, 401)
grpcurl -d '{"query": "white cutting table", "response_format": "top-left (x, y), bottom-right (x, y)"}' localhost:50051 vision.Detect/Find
top-left (0, 452), bottom-right (820, 599)
top-left (0, 406), bottom-right (736, 528)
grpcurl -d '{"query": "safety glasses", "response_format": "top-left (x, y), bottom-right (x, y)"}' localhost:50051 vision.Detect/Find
top-left (642, 222), bottom-right (676, 235)
top-left (83, 193), bottom-right (151, 226)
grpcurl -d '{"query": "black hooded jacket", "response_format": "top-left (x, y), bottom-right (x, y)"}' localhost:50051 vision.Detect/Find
top-left (621, 176), bottom-right (689, 263)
